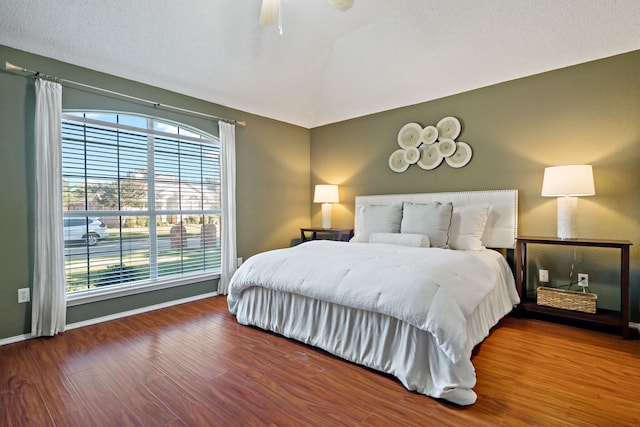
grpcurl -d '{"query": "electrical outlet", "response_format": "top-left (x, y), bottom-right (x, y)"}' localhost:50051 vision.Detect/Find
top-left (578, 273), bottom-right (589, 287)
top-left (237, 257), bottom-right (243, 267)
top-left (17, 288), bottom-right (30, 303)
top-left (539, 269), bottom-right (549, 283)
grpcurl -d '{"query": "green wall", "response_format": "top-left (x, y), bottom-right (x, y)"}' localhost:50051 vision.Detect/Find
top-left (2, 43), bottom-right (638, 340)
top-left (310, 50), bottom-right (640, 321)
top-left (0, 45), bottom-right (310, 340)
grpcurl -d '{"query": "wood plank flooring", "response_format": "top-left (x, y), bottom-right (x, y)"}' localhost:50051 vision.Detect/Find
top-left (1, 295), bottom-right (639, 426)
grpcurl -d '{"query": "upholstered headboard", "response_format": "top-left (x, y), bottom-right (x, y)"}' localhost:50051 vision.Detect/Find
top-left (354, 189), bottom-right (518, 249)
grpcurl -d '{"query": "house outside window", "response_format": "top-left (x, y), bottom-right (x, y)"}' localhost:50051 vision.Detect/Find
top-left (62, 112), bottom-right (221, 299)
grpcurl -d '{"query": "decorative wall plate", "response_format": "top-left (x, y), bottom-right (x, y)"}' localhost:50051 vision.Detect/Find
top-left (436, 138), bottom-right (456, 157)
top-left (389, 149), bottom-right (410, 172)
top-left (403, 146), bottom-right (420, 164)
top-left (421, 125), bottom-right (438, 145)
top-left (445, 141), bottom-right (472, 168)
top-left (417, 145), bottom-right (443, 170)
top-left (397, 122), bottom-right (423, 149)
top-left (436, 116), bottom-right (461, 140)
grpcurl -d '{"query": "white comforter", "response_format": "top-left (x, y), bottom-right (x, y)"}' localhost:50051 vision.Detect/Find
top-left (228, 240), bottom-right (504, 364)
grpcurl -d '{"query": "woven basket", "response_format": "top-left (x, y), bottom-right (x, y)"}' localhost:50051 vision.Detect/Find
top-left (536, 286), bottom-right (597, 314)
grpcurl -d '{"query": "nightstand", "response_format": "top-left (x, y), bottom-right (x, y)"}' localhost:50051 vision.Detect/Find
top-left (515, 236), bottom-right (632, 338)
top-left (300, 228), bottom-right (354, 242)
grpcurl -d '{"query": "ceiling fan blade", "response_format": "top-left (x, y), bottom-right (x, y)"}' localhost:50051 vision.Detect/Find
top-left (327, 0), bottom-right (354, 12)
top-left (259, 0), bottom-right (279, 26)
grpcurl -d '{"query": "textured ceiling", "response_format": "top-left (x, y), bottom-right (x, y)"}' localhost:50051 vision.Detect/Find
top-left (1, 0), bottom-right (639, 128)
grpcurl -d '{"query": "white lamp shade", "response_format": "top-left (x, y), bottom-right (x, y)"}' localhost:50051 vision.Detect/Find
top-left (313, 185), bottom-right (339, 203)
top-left (541, 165), bottom-right (595, 197)
top-left (542, 165), bottom-right (595, 239)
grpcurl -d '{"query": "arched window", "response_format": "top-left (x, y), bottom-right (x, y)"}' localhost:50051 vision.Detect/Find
top-left (62, 112), bottom-right (220, 297)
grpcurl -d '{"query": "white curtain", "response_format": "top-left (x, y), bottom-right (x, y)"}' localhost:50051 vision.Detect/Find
top-left (218, 121), bottom-right (237, 294)
top-left (32, 79), bottom-right (66, 336)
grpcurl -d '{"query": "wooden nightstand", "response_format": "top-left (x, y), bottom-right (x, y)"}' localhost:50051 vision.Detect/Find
top-left (300, 228), bottom-right (354, 242)
top-left (515, 236), bottom-right (632, 338)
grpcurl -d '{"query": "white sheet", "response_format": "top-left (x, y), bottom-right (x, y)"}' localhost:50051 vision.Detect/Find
top-left (233, 288), bottom-right (479, 404)
top-left (227, 241), bottom-right (519, 405)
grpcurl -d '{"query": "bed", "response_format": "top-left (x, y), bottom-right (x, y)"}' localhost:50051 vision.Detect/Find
top-left (227, 189), bottom-right (519, 405)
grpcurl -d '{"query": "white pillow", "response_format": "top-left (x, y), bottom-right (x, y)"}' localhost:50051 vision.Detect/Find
top-left (351, 203), bottom-right (402, 242)
top-left (400, 202), bottom-right (453, 248)
top-left (369, 232), bottom-right (430, 248)
top-left (449, 204), bottom-right (491, 250)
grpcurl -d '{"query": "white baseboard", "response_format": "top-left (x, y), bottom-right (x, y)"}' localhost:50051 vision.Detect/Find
top-left (0, 333), bottom-right (32, 347)
top-left (630, 322), bottom-right (640, 333)
top-left (66, 291), bottom-right (219, 330)
top-left (0, 292), bottom-right (218, 347)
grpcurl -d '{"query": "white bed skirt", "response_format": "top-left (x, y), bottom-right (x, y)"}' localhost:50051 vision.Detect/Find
top-left (232, 274), bottom-right (516, 406)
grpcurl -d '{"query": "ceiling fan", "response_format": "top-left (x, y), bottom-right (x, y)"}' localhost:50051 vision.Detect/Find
top-left (259, 0), bottom-right (355, 27)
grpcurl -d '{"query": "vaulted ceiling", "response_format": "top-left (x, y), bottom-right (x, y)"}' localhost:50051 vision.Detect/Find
top-left (1, 0), bottom-right (639, 128)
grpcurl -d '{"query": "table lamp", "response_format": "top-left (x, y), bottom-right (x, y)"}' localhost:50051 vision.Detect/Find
top-left (314, 184), bottom-right (339, 229)
top-left (541, 165), bottom-right (595, 239)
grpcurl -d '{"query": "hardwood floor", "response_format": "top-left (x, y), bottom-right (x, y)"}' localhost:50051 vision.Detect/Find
top-left (1, 296), bottom-right (639, 426)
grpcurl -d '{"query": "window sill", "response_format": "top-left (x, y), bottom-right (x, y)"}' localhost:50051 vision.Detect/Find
top-left (66, 271), bottom-right (220, 307)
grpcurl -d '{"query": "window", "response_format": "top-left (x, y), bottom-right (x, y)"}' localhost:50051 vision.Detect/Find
top-left (62, 112), bottom-right (221, 297)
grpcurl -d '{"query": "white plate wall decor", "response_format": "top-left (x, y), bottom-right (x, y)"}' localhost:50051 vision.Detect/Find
top-left (389, 116), bottom-right (472, 172)
top-left (389, 149), bottom-right (410, 172)
top-left (397, 122), bottom-right (423, 149)
top-left (417, 145), bottom-right (443, 170)
top-left (421, 126), bottom-right (438, 145)
top-left (436, 138), bottom-right (456, 157)
top-left (403, 146), bottom-right (420, 164)
top-left (445, 141), bottom-right (473, 168)
top-left (436, 116), bottom-right (461, 140)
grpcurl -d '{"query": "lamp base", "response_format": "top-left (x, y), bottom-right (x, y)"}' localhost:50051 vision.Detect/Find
top-left (557, 196), bottom-right (577, 239)
top-left (321, 203), bottom-right (332, 229)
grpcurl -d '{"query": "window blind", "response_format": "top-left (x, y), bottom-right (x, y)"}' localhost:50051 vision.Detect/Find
top-left (61, 112), bottom-right (221, 293)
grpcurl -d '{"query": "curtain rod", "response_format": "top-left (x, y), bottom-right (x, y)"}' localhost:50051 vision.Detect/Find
top-left (4, 61), bottom-right (246, 127)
